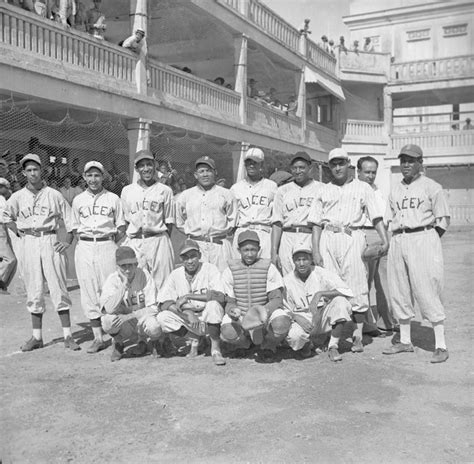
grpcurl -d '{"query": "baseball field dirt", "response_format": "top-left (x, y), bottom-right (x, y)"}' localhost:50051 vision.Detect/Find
top-left (1, 228), bottom-right (473, 463)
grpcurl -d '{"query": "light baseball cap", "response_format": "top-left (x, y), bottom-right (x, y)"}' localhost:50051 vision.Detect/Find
top-left (0, 177), bottom-right (10, 188)
top-left (244, 148), bottom-right (264, 162)
top-left (20, 153), bottom-right (42, 168)
top-left (398, 144), bottom-right (423, 159)
top-left (292, 244), bottom-right (312, 257)
top-left (328, 148), bottom-right (349, 162)
top-left (84, 161), bottom-right (105, 174)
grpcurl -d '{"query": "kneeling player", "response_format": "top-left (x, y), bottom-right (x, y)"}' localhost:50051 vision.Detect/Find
top-left (151, 240), bottom-right (226, 366)
top-left (100, 246), bottom-right (161, 361)
top-left (284, 245), bottom-right (353, 362)
top-left (221, 230), bottom-right (291, 362)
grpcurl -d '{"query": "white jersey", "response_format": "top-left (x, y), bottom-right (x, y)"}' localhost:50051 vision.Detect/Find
top-left (272, 180), bottom-right (323, 227)
top-left (364, 185), bottom-right (386, 227)
top-left (0, 196), bottom-right (7, 224)
top-left (231, 178), bottom-right (277, 227)
top-left (121, 180), bottom-right (175, 237)
top-left (71, 189), bottom-right (125, 237)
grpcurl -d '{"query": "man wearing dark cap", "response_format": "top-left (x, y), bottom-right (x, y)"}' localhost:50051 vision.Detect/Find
top-left (150, 239), bottom-right (226, 365)
top-left (121, 150), bottom-right (175, 291)
top-left (221, 230), bottom-right (290, 362)
top-left (271, 151), bottom-right (322, 276)
top-left (176, 156), bottom-right (237, 271)
top-left (383, 144), bottom-right (450, 363)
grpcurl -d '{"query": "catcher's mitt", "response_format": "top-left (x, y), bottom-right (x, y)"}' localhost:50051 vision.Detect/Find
top-left (181, 310), bottom-right (207, 336)
top-left (242, 305), bottom-right (268, 331)
top-left (362, 244), bottom-right (383, 261)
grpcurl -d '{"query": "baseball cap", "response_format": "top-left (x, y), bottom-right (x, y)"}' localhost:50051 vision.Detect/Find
top-left (195, 156), bottom-right (216, 170)
top-left (290, 151), bottom-right (312, 165)
top-left (134, 150), bottom-right (154, 165)
top-left (179, 239), bottom-right (200, 256)
top-left (20, 153), bottom-right (42, 168)
top-left (84, 161), bottom-right (105, 174)
top-left (237, 230), bottom-right (260, 246)
top-left (328, 148), bottom-right (349, 162)
top-left (136, 28), bottom-right (145, 35)
top-left (398, 144), bottom-right (423, 159)
top-left (0, 177), bottom-right (10, 188)
top-left (116, 246), bottom-right (138, 265)
top-left (244, 147), bottom-right (264, 162)
top-left (292, 244), bottom-right (312, 256)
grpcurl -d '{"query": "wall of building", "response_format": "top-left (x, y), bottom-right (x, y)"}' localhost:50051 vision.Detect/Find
top-left (340, 83), bottom-right (383, 121)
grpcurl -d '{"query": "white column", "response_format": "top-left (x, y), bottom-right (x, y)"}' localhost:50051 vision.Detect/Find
top-left (234, 34), bottom-right (248, 125)
top-left (296, 67), bottom-right (307, 142)
top-left (130, 0), bottom-right (148, 94)
top-left (238, 0), bottom-right (250, 16)
top-left (127, 118), bottom-right (151, 181)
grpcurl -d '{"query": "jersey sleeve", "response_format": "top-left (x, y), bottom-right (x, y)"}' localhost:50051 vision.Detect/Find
top-left (282, 277), bottom-right (297, 311)
top-left (100, 273), bottom-right (126, 314)
top-left (158, 271), bottom-right (178, 303)
top-left (271, 188), bottom-right (284, 225)
top-left (225, 189), bottom-right (238, 229)
top-left (307, 192), bottom-right (323, 226)
top-left (59, 193), bottom-right (74, 232)
top-left (4, 195), bottom-right (18, 222)
top-left (120, 188), bottom-right (132, 223)
top-left (363, 184), bottom-right (382, 224)
top-left (431, 184), bottom-right (450, 219)
top-left (143, 270), bottom-right (159, 308)
top-left (113, 194), bottom-right (126, 229)
top-left (221, 267), bottom-right (235, 298)
top-left (70, 197), bottom-right (81, 232)
top-left (266, 263), bottom-right (284, 293)
top-left (163, 187), bottom-right (176, 225)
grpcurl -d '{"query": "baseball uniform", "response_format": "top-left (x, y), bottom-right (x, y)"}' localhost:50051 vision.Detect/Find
top-left (5, 184), bottom-right (73, 314)
top-left (272, 180), bottom-right (323, 275)
top-left (386, 175), bottom-right (450, 323)
top-left (121, 180), bottom-right (175, 290)
top-left (71, 188), bottom-right (125, 320)
top-left (0, 195), bottom-right (17, 289)
top-left (283, 267), bottom-right (353, 351)
top-left (176, 185), bottom-right (237, 272)
top-left (230, 177), bottom-right (277, 259)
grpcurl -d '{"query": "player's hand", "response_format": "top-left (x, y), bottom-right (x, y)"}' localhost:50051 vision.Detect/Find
top-left (271, 254), bottom-right (282, 273)
top-left (312, 252), bottom-right (324, 267)
top-left (379, 242), bottom-right (389, 256)
top-left (53, 241), bottom-right (70, 254)
top-left (183, 310), bottom-right (200, 329)
top-left (292, 313), bottom-right (313, 334)
top-left (227, 307), bottom-right (242, 321)
top-left (176, 296), bottom-right (188, 310)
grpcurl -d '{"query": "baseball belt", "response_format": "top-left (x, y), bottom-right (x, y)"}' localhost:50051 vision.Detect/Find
top-left (360, 226), bottom-right (375, 230)
top-left (324, 223), bottom-right (362, 236)
top-left (19, 229), bottom-right (56, 237)
top-left (132, 231), bottom-right (165, 239)
top-left (282, 226), bottom-right (312, 234)
top-left (393, 225), bottom-right (433, 236)
top-left (243, 223), bottom-right (272, 233)
top-left (79, 236), bottom-right (113, 242)
top-left (190, 234), bottom-right (227, 245)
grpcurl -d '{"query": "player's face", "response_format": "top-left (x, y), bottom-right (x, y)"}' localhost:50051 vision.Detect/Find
top-left (290, 160), bottom-right (311, 185)
top-left (245, 159), bottom-right (263, 179)
top-left (194, 164), bottom-right (216, 188)
top-left (181, 250), bottom-right (201, 273)
top-left (22, 161), bottom-right (42, 185)
top-left (136, 159), bottom-right (156, 182)
top-left (84, 168), bottom-right (103, 193)
top-left (358, 161), bottom-right (377, 186)
top-left (329, 158), bottom-right (349, 182)
top-left (399, 155), bottom-right (422, 182)
top-left (239, 241), bottom-right (260, 265)
top-left (119, 262), bottom-right (138, 282)
top-left (293, 252), bottom-right (312, 276)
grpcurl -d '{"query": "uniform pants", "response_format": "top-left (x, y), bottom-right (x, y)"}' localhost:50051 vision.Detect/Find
top-left (233, 226), bottom-right (272, 259)
top-left (387, 228), bottom-right (445, 323)
top-left (0, 226), bottom-right (17, 288)
top-left (286, 296), bottom-right (352, 351)
top-left (125, 234), bottom-right (174, 290)
top-left (195, 239), bottom-right (233, 272)
top-left (20, 234), bottom-right (71, 314)
top-left (280, 231), bottom-right (312, 276)
top-left (320, 229), bottom-right (368, 313)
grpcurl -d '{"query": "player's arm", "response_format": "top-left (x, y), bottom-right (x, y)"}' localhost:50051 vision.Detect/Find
top-left (265, 288), bottom-right (283, 316)
top-left (222, 267), bottom-right (240, 320)
top-left (311, 225), bottom-right (324, 267)
top-left (431, 186), bottom-right (450, 237)
top-left (185, 291), bottom-right (225, 306)
top-left (271, 222), bottom-right (283, 270)
top-left (373, 218), bottom-right (389, 255)
top-left (308, 197), bottom-right (324, 266)
top-left (54, 195), bottom-right (74, 253)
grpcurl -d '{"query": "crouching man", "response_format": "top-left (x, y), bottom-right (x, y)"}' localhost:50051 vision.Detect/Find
top-left (221, 230), bottom-right (291, 362)
top-left (284, 245), bottom-right (353, 362)
top-left (100, 246), bottom-right (161, 361)
top-left (151, 239), bottom-right (227, 366)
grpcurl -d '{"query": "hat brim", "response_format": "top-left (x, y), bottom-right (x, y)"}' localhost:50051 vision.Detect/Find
top-left (195, 161), bottom-right (215, 170)
top-left (398, 153), bottom-right (422, 159)
top-left (244, 156), bottom-right (264, 162)
top-left (135, 155), bottom-right (154, 166)
top-left (117, 258), bottom-right (138, 265)
top-left (179, 247), bottom-right (200, 256)
top-left (292, 249), bottom-right (312, 257)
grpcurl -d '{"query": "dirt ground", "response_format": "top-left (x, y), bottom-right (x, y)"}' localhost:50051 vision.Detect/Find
top-left (1, 228), bottom-right (473, 464)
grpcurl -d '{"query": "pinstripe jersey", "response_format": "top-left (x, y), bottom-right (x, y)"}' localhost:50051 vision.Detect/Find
top-left (71, 189), bottom-right (125, 237)
top-left (386, 175), bottom-right (450, 231)
top-left (231, 178), bottom-right (277, 227)
top-left (121, 181), bottom-right (175, 237)
top-left (272, 180), bottom-right (323, 227)
top-left (5, 184), bottom-right (73, 232)
top-left (363, 185), bottom-right (386, 227)
top-left (308, 178), bottom-right (382, 227)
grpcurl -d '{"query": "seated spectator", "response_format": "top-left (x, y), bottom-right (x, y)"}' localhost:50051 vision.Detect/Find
top-left (463, 118), bottom-right (473, 130)
top-left (286, 96), bottom-right (298, 116)
top-left (213, 77), bottom-right (225, 86)
top-left (60, 176), bottom-right (81, 205)
top-left (352, 40), bottom-right (359, 53)
top-left (85, 0), bottom-right (106, 40)
top-left (121, 29), bottom-right (145, 53)
top-left (363, 37), bottom-right (374, 52)
top-left (266, 88), bottom-right (282, 108)
top-left (247, 78), bottom-right (258, 98)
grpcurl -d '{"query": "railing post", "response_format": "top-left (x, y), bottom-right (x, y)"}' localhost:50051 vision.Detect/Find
top-left (130, 0), bottom-right (148, 94)
top-left (234, 33), bottom-right (248, 125)
top-left (297, 66), bottom-right (307, 142)
top-left (237, 0), bottom-right (249, 17)
top-left (383, 86), bottom-right (393, 143)
top-left (127, 118), bottom-right (151, 182)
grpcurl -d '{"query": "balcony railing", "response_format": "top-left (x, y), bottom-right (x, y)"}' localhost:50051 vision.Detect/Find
top-left (392, 131), bottom-right (474, 151)
top-left (306, 41), bottom-right (336, 75)
top-left (391, 55), bottom-right (474, 83)
top-left (339, 50), bottom-right (391, 77)
top-left (0, 3), bottom-right (136, 83)
top-left (341, 119), bottom-right (385, 139)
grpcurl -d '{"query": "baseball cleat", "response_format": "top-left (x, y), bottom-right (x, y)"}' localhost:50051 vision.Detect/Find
top-left (351, 336), bottom-right (364, 353)
top-left (431, 348), bottom-right (449, 364)
top-left (110, 342), bottom-right (124, 362)
top-left (328, 346), bottom-right (342, 362)
top-left (382, 342), bottom-right (414, 355)
top-left (21, 337), bottom-right (44, 352)
top-left (129, 340), bottom-right (147, 357)
top-left (87, 339), bottom-right (107, 354)
top-left (212, 351), bottom-right (227, 366)
top-left (298, 342), bottom-right (313, 359)
top-left (64, 336), bottom-right (81, 351)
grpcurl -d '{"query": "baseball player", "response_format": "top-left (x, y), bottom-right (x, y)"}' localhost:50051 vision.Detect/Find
top-left (121, 150), bottom-right (175, 291)
top-left (100, 246), bottom-right (161, 362)
top-left (383, 144), bottom-right (450, 363)
top-left (4, 153), bottom-right (80, 351)
top-left (357, 156), bottom-right (396, 333)
top-left (149, 239), bottom-right (226, 366)
top-left (0, 178), bottom-right (17, 293)
top-left (230, 148), bottom-right (277, 259)
top-left (71, 161), bottom-right (126, 354)
top-left (176, 156), bottom-right (237, 272)
top-left (221, 230), bottom-right (291, 362)
top-left (271, 151), bottom-right (323, 276)
top-left (309, 148), bottom-right (389, 353)
top-left (283, 245), bottom-right (353, 361)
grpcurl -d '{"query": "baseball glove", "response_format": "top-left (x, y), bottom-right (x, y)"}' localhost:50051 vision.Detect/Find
top-left (181, 310), bottom-right (207, 336)
top-left (362, 244), bottom-right (383, 261)
top-left (242, 305), bottom-right (268, 331)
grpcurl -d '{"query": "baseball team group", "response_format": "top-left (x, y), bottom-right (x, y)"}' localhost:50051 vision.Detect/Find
top-left (0, 142), bottom-right (450, 365)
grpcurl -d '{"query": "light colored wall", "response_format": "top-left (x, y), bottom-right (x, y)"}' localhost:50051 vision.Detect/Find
top-left (341, 83), bottom-right (383, 121)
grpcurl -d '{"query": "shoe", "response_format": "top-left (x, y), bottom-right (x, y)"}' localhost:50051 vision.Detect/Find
top-left (431, 348), bottom-right (449, 364)
top-left (382, 342), bottom-right (414, 355)
top-left (255, 349), bottom-right (275, 363)
top-left (110, 342), bottom-right (124, 362)
top-left (298, 342), bottom-right (313, 359)
top-left (351, 336), bottom-right (364, 353)
top-left (187, 341), bottom-right (199, 358)
top-left (87, 339), bottom-right (107, 354)
top-left (130, 340), bottom-right (147, 357)
top-left (212, 351), bottom-right (226, 366)
top-left (328, 346), bottom-right (342, 362)
top-left (21, 337), bottom-right (44, 352)
top-left (153, 337), bottom-right (176, 358)
top-left (64, 336), bottom-right (81, 351)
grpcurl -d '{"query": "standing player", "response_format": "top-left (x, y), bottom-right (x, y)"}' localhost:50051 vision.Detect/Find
top-left (283, 245), bottom-right (353, 361)
top-left (309, 148), bottom-right (389, 353)
top-left (4, 154), bottom-right (80, 351)
top-left (121, 150), bottom-right (175, 290)
top-left (271, 151), bottom-right (322, 275)
top-left (357, 156), bottom-right (395, 333)
top-left (230, 148), bottom-right (277, 259)
top-left (176, 156), bottom-right (237, 272)
top-left (383, 145), bottom-right (450, 363)
top-left (0, 178), bottom-right (17, 293)
top-left (71, 161), bottom-right (126, 354)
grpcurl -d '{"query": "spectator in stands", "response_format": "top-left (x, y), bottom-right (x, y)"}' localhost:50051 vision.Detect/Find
top-left (352, 40), bottom-right (360, 53)
top-left (85, 0), bottom-right (106, 40)
top-left (264, 88), bottom-right (282, 109)
top-left (320, 35), bottom-right (329, 52)
top-left (225, 83), bottom-right (233, 90)
top-left (122, 29), bottom-right (145, 53)
top-left (338, 36), bottom-right (347, 53)
top-left (463, 118), bottom-right (473, 130)
top-left (59, 176), bottom-right (81, 205)
top-left (286, 96), bottom-right (298, 116)
top-left (328, 39), bottom-right (335, 56)
top-left (22, 0), bottom-right (52, 17)
top-left (214, 77), bottom-right (225, 86)
top-left (247, 78), bottom-right (258, 98)
top-left (363, 37), bottom-right (374, 52)
top-left (55, 0), bottom-right (76, 27)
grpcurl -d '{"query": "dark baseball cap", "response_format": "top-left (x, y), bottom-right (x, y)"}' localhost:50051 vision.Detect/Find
top-left (179, 239), bottom-right (200, 256)
top-left (116, 246), bottom-right (138, 265)
top-left (237, 230), bottom-right (260, 246)
top-left (195, 156), bottom-right (216, 170)
top-left (134, 150), bottom-right (154, 165)
top-left (290, 151), bottom-right (312, 165)
top-left (398, 144), bottom-right (423, 159)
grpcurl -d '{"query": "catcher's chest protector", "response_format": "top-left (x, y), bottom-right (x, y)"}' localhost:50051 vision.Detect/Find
top-left (229, 259), bottom-right (270, 314)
